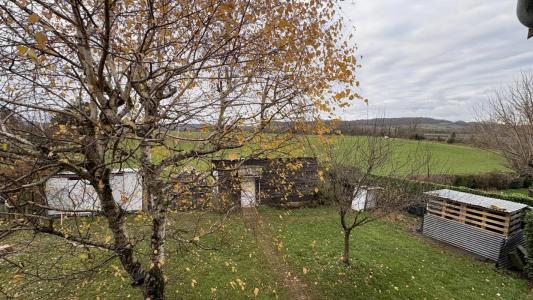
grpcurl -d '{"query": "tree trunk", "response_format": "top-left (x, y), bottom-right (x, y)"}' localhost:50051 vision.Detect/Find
top-left (143, 195), bottom-right (167, 300)
top-left (139, 100), bottom-right (167, 299)
top-left (140, 145), bottom-right (167, 300)
top-left (342, 229), bottom-right (351, 266)
top-left (144, 264), bottom-right (165, 300)
top-left (97, 175), bottom-right (145, 285)
top-left (529, 184), bottom-right (533, 197)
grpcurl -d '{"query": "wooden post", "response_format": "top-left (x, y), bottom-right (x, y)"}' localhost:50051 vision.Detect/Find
top-left (481, 211), bottom-right (487, 229)
top-left (503, 215), bottom-right (511, 236)
top-left (459, 204), bottom-right (466, 223)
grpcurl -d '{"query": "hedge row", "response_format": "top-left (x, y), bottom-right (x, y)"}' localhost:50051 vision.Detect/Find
top-left (524, 211), bottom-right (533, 278)
top-left (374, 175), bottom-right (533, 207)
top-left (411, 172), bottom-right (530, 191)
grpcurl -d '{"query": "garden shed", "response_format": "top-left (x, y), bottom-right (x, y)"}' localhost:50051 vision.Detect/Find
top-left (422, 189), bottom-right (530, 268)
top-left (45, 168), bottom-right (143, 216)
top-left (212, 157), bottom-right (319, 207)
top-left (351, 186), bottom-right (382, 211)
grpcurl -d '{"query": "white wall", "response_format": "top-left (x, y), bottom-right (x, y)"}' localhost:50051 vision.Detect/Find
top-left (351, 188), bottom-right (378, 211)
top-left (45, 170), bottom-right (142, 216)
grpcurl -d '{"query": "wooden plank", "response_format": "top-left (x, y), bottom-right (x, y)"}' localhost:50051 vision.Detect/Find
top-left (430, 197), bottom-right (510, 220)
top-left (459, 203), bottom-right (467, 224)
top-left (427, 208), bottom-right (506, 234)
top-left (480, 211), bottom-right (488, 230)
top-left (428, 207), bottom-right (507, 226)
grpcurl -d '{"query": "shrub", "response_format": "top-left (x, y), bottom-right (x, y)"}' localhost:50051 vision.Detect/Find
top-left (447, 132), bottom-right (456, 144)
top-left (453, 175), bottom-right (477, 189)
top-left (509, 177), bottom-right (526, 189)
top-left (524, 211), bottom-right (533, 278)
top-left (452, 172), bottom-right (515, 190)
top-left (374, 175), bottom-right (533, 207)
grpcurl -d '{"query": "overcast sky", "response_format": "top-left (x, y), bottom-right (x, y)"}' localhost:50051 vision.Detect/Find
top-left (337, 0), bottom-right (533, 121)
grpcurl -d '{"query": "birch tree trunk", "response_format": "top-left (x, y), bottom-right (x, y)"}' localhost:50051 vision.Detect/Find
top-left (96, 175), bottom-right (145, 285)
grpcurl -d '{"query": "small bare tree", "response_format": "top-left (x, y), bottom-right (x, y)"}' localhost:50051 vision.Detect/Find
top-left (477, 72), bottom-right (533, 196)
top-left (318, 133), bottom-right (429, 266)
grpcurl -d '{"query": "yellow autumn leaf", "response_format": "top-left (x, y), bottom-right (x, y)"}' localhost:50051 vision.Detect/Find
top-left (58, 124), bottom-right (67, 133)
top-left (11, 274), bottom-right (23, 284)
top-left (173, 182), bottom-right (181, 192)
top-left (191, 279), bottom-right (197, 288)
top-left (228, 152), bottom-right (238, 160)
top-left (35, 32), bottom-right (48, 49)
top-left (16, 45), bottom-right (28, 56)
top-left (104, 235), bottom-right (112, 244)
top-left (120, 193), bottom-right (129, 204)
top-left (253, 287), bottom-right (259, 297)
top-left (28, 13), bottom-right (40, 24)
top-left (26, 48), bottom-right (38, 62)
top-left (303, 267), bottom-right (309, 274)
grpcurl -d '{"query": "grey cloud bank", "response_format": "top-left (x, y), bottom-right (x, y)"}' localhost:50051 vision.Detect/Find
top-left (338, 0), bottom-right (533, 121)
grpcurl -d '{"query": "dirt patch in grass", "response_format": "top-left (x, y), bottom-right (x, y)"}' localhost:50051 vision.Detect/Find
top-left (242, 207), bottom-right (314, 300)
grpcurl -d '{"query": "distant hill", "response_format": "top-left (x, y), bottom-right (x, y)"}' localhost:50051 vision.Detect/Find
top-left (167, 117), bottom-right (476, 137)
top-left (346, 117), bottom-right (471, 126)
top-left (337, 117), bottom-right (475, 134)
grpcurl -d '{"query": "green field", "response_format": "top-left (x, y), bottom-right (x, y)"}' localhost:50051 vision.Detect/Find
top-left (2, 207), bottom-right (532, 299)
top-left (138, 133), bottom-right (508, 176)
top-left (301, 135), bottom-right (508, 175)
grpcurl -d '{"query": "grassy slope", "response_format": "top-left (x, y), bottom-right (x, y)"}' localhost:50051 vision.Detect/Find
top-left (386, 139), bottom-right (507, 175)
top-left (119, 132), bottom-right (507, 176)
top-left (301, 135), bottom-right (508, 175)
top-left (261, 207), bottom-right (532, 300)
top-left (0, 212), bottom-right (287, 299)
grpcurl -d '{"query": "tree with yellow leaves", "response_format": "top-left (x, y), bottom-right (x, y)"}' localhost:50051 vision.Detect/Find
top-left (0, 0), bottom-right (359, 298)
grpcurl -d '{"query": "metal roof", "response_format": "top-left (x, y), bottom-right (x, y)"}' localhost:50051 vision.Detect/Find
top-left (425, 189), bottom-right (529, 213)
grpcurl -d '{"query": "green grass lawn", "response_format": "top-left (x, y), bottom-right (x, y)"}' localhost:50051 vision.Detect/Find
top-left (2, 206), bottom-right (532, 299)
top-left (0, 212), bottom-right (287, 299)
top-left (501, 188), bottom-right (529, 197)
top-left (260, 206), bottom-right (533, 300)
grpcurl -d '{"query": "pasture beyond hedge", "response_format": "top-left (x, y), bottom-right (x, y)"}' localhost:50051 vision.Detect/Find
top-left (140, 133), bottom-right (509, 176)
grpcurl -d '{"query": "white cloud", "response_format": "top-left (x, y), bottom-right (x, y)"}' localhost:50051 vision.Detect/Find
top-left (338, 0), bottom-right (533, 121)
